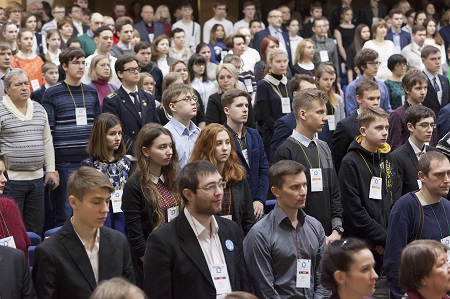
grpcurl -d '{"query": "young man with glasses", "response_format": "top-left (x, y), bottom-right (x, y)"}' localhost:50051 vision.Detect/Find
top-left (42, 47), bottom-right (101, 227)
top-left (163, 84), bottom-right (201, 168)
top-left (391, 105), bottom-right (436, 195)
top-left (103, 55), bottom-right (160, 155)
top-left (344, 48), bottom-right (392, 116)
top-left (41, 5), bottom-right (66, 37)
top-left (143, 160), bottom-right (249, 298)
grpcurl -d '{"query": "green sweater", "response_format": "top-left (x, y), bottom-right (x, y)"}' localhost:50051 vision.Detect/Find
top-left (78, 34), bottom-right (96, 57)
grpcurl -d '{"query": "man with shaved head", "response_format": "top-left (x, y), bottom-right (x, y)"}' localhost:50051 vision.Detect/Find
top-left (78, 12), bottom-right (104, 57)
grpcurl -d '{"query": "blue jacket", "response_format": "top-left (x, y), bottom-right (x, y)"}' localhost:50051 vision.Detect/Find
top-left (253, 28), bottom-right (292, 65)
top-left (438, 103), bottom-right (450, 139)
top-left (385, 28), bottom-right (411, 50)
top-left (134, 21), bottom-right (165, 43)
top-left (224, 123), bottom-right (269, 203)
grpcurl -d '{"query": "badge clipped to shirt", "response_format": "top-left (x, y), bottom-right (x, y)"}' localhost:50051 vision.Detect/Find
top-left (437, 90), bottom-right (443, 102)
top-left (296, 259), bottom-right (311, 288)
top-left (0, 235), bottom-right (16, 249)
top-left (369, 176), bottom-right (382, 200)
top-left (167, 205), bottom-right (179, 222)
top-left (221, 215), bottom-right (233, 220)
top-left (75, 108), bottom-right (88, 126)
top-left (210, 264), bottom-right (232, 295)
top-left (244, 79), bottom-right (253, 93)
top-left (31, 79), bottom-right (40, 91)
top-left (441, 235), bottom-right (450, 248)
top-left (281, 97), bottom-right (291, 114)
top-left (310, 168), bottom-right (323, 192)
top-left (242, 149), bottom-right (250, 166)
top-left (319, 50), bottom-right (329, 62)
top-left (417, 179), bottom-right (423, 190)
top-left (148, 33), bottom-right (155, 43)
top-left (111, 189), bottom-right (123, 213)
top-left (327, 115), bottom-right (336, 131)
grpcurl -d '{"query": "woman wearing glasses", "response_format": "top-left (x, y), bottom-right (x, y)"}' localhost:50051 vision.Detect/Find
top-left (122, 123), bottom-right (181, 287)
top-left (190, 123), bottom-right (255, 235)
top-left (321, 238), bottom-right (378, 299)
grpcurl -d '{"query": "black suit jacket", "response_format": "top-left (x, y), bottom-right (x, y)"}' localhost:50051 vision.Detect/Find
top-left (423, 73), bottom-right (450, 118)
top-left (32, 220), bottom-right (135, 299)
top-left (143, 211), bottom-right (249, 298)
top-left (332, 112), bottom-right (359, 173)
top-left (205, 92), bottom-right (255, 128)
top-left (391, 141), bottom-right (436, 195)
top-left (73, 24), bottom-right (89, 37)
top-left (358, 4), bottom-right (388, 27)
top-left (0, 246), bottom-right (36, 299)
top-left (103, 86), bottom-right (160, 155)
top-left (253, 28), bottom-right (292, 65)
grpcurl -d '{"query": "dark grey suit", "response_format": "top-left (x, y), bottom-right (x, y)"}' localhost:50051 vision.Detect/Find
top-left (0, 246), bottom-right (36, 299)
top-left (32, 220), bottom-right (135, 299)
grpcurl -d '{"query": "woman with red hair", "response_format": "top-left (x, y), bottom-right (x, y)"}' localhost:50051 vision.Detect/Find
top-left (190, 123), bottom-right (255, 235)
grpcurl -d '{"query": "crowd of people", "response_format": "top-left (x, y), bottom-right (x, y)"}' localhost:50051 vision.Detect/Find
top-left (1, 0), bottom-right (450, 298)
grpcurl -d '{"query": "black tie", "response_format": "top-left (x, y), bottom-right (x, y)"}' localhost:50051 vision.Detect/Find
top-left (129, 92), bottom-right (141, 112)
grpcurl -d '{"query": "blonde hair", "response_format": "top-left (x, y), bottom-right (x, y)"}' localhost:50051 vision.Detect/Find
top-left (90, 277), bottom-right (147, 299)
top-left (215, 63), bottom-right (239, 93)
top-left (265, 48), bottom-right (288, 76)
top-left (294, 38), bottom-right (314, 64)
top-left (89, 55), bottom-right (112, 82)
top-left (315, 63), bottom-right (338, 107)
top-left (154, 5), bottom-right (171, 23)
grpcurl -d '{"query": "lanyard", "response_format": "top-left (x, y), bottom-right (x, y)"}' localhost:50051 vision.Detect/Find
top-left (421, 190), bottom-right (450, 239)
top-left (293, 224), bottom-right (310, 259)
top-left (294, 138), bottom-right (320, 168)
top-left (226, 186), bottom-right (232, 216)
top-left (358, 151), bottom-right (381, 176)
top-left (235, 129), bottom-right (247, 151)
top-left (0, 211), bottom-right (10, 237)
top-left (66, 82), bottom-right (86, 108)
top-left (105, 162), bottom-right (122, 189)
top-left (263, 78), bottom-right (288, 98)
top-left (189, 213), bottom-right (224, 266)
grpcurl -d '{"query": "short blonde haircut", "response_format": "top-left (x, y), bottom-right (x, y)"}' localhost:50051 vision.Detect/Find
top-left (216, 63), bottom-right (239, 93)
top-left (90, 277), bottom-right (147, 299)
top-left (89, 55), bottom-right (112, 82)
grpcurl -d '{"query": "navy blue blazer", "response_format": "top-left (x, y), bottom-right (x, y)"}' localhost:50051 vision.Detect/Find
top-left (134, 21), bottom-right (165, 43)
top-left (0, 246), bottom-right (36, 299)
top-left (253, 28), bottom-right (292, 65)
top-left (423, 73), bottom-right (450, 118)
top-left (438, 103), bottom-right (450, 139)
top-left (30, 85), bottom-right (46, 104)
top-left (331, 112), bottom-right (359, 173)
top-left (32, 220), bottom-right (135, 299)
top-left (103, 86), bottom-right (160, 155)
top-left (440, 26), bottom-right (450, 57)
top-left (224, 123), bottom-right (269, 202)
top-left (72, 24), bottom-right (89, 37)
top-left (385, 29), bottom-right (411, 50)
top-left (271, 112), bottom-right (332, 162)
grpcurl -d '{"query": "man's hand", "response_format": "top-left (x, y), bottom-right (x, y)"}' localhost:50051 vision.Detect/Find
top-left (325, 230), bottom-right (342, 245)
top-left (253, 201), bottom-right (264, 220)
top-left (44, 171), bottom-right (59, 190)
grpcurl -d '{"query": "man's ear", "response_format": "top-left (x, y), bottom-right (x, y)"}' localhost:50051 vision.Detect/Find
top-left (360, 126), bottom-right (366, 136)
top-left (223, 106), bottom-right (229, 116)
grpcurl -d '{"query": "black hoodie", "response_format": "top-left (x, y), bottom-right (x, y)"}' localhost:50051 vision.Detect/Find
top-left (338, 136), bottom-right (402, 246)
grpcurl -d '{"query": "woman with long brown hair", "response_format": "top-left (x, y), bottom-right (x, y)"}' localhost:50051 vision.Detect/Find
top-left (190, 123), bottom-right (255, 235)
top-left (122, 123), bottom-right (180, 287)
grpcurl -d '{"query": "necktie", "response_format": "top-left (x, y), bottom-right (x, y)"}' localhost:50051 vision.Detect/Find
top-left (433, 77), bottom-right (440, 92)
top-left (129, 92), bottom-right (141, 112)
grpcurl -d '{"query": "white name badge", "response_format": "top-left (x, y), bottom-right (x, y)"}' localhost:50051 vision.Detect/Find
top-left (0, 236), bottom-right (16, 248)
top-left (167, 205), bottom-right (179, 222)
top-left (281, 97), bottom-right (291, 114)
top-left (327, 115), bottom-right (336, 131)
top-left (31, 79), bottom-right (40, 91)
top-left (417, 179), bottom-right (423, 190)
top-left (211, 263), bottom-right (232, 294)
top-left (221, 51), bottom-right (229, 61)
top-left (242, 149), bottom-right (250, 166)
top-left (369, 176), bottom-right (382, 200)
top-left (437, 90), bottom-right (443, 101)
top-left (310, 168), bottom-right (323, 192)
top-left (221, 215), bottom-right (233, 220)
top-left (148, 33), bottom-right (154, 43)
top-left (244, 79), bottom-right (253, 93)
top-left (319, 50), bottom-right (329, 62)
top-left (296, 259), bottom-right (311, 288)
top-left (401, 95), bottom-right (405, 105)
top-left (75, 108), bottom-right (88, 126)
top-left (111, 190), bottom-right (123, 213)
top-left (441, 236), bottom-right (450, 248)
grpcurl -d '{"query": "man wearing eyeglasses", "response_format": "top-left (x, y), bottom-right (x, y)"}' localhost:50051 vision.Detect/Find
top-left (163, 84), bottom-right (201, 168)
top-left (103, 55), bottom-right (160, 155)
top-left (41, 5), bottom-right (66, 40)
top-left (143, 160), bottom-right (249, 298)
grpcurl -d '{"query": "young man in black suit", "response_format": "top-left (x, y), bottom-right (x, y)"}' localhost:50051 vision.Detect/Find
top-left (0, 246), bottom-right (36, 299)
top-left (143, 160), bottom-right (249, 298)
top-left (32, 167), bottom-right (135, 299)
top-left (332, 79), bottom-right (380, 172)
top-left (391, 105), bottom-right (436, 195)
top-left (103, 55), bottom-right (160, 155)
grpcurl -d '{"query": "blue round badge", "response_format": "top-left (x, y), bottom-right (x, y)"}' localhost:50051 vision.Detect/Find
top-left (225, 239), bottom-right (234, 252)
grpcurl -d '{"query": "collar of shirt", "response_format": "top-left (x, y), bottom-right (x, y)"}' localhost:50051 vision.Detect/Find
top-left (149, 173), bottom-right (165, 184)
top-left (168, 117), bottom-right (200, 137)
top-left (44, 83), bottom-right (52, 89)
top-left (184, 208), bottom-right (219, 238)
top-left (409, 137), bottom-right (426, 157)
top-left (117, 40), bottom-right (131, 51)
top-left (291, 129), bottom-right (317, 147)
top-left (16, 51), bottom-right (37, 60)
top-left (268, 25), bottom-right (282, 35)
top-left (224, 122), bottom-right (244, 139)
top-left (2, 95), bottom-right (33, 120)
top-left (264, 73), bottom-right (288, 86)
top-left (423, 69), bottom-right (438, 81)
top-left (273, 203), bottom-right (306, 227)
top-left (411, 41), bottom-right (422, 52)
top-left (391, 28), bottom-right (401, 35)
top-left (122, 85), bottom-right (138, 95)
top-left (87, 29), bottom-right (94, 38)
